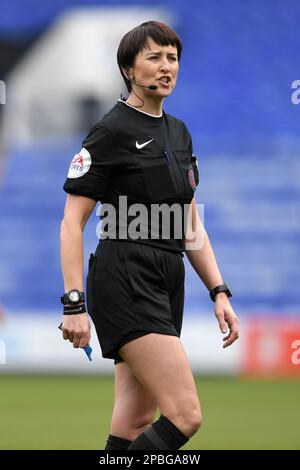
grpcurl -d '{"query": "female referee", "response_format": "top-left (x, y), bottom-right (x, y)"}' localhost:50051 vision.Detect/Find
top-left (60, 21), bottom-right (239, 450)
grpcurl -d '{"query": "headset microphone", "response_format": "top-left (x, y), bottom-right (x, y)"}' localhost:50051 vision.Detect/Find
top-left (130, 79), bottom-right (158, 91)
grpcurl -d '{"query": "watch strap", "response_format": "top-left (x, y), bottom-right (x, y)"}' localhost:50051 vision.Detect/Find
top-left (209, 283), bottom-right (232, 302)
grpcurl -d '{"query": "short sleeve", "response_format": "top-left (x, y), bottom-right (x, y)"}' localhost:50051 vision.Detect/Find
top-left (63, 125), bottom-right (114, 202)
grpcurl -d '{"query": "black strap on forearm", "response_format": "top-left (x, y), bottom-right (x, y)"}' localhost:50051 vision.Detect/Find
top-left (63, 304), bottom-right (86, 315)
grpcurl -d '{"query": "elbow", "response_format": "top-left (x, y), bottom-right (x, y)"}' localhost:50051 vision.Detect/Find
top-left (60, 216), bottom-right (83, 234)
top-left (60, 216), bottom-right (86, 233)
top-left (60, 217), bottom-right (69, 232)
top-left (60, 217), bottom-right (68, 238)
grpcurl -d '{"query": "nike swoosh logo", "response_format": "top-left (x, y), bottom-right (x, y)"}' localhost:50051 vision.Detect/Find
top-left (136, 138), bottom-right (154, 149)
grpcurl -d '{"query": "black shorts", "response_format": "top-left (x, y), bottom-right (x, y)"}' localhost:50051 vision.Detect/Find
top-left (86, 240), bottom-right (185, 364)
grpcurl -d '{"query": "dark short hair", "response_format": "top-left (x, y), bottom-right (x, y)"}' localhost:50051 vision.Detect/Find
top-left (117, 20), bottom-right (182, 92)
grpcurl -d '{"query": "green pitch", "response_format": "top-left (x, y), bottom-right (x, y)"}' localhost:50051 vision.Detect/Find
top-left (0, 375), bottom-right (299, 450)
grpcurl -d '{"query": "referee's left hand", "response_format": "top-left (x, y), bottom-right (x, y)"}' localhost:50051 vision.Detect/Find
top-left (214, 293), bottom-right (239, 348)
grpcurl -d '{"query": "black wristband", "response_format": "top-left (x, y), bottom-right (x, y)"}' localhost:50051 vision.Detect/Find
top-left (63, 304), bottom-right (86, 315)
top-left (209, 283), bottom-right (232, 302)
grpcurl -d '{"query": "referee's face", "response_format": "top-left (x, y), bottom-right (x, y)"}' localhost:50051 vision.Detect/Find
top-left (131, 37), bottom-right (179, 97)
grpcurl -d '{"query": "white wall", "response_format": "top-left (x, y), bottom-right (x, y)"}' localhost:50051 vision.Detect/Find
top-left (0, 313), bottom-right (240, 374)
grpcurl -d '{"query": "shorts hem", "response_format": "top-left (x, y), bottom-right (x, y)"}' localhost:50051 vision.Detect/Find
top-left (102, 328), bottom-right (180, 363)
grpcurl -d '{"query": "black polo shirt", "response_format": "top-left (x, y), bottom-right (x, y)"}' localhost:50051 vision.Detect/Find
top-left (63, 99), bottom-right (199, 252)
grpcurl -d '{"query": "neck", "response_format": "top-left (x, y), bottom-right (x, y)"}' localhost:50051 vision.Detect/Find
top-left (126, 89), bottom-right (163, 116)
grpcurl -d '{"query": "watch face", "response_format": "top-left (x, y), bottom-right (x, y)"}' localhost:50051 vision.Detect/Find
top-left (69, 291), bottom-right (79, 302)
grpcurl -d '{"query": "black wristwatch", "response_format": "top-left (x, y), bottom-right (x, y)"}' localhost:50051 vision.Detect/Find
top-left (209, 283), bottom-right (232, 302)
top-left (60, 289), bottom-right (85, 305)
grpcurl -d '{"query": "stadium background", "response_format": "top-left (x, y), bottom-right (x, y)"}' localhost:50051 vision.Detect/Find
top-left (0, 0), bottom-right (299, 450)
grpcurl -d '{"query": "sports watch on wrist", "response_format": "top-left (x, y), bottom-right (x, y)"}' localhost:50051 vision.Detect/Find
top-left (209, 283), bottom-right (232, 302)
top-left (60, 289), bottom-right (85, 305)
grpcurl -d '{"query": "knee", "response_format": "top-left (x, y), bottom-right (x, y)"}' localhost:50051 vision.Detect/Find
top-left (184, 408), bottom-right (202, 436)
top-left (163, 404), bottom-right (202, 438)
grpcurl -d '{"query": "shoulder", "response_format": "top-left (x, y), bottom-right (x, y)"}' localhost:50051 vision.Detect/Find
top-left (82, 104), bottom-right (123, 150)
top-left (98, 102), bottom-right (123, 133)
top-left (164, 112), bottom-right (191, 138)
top-left (83, 102), bottom-right (123, 142)
top-left (82, 124), bottom-right (114, 155)
top-left (164, 112), bottom-right (192, 149)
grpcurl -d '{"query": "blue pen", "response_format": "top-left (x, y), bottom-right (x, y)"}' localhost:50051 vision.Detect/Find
top-left (164, 149), bottom-right (171, 165)
top-left (58, 322), bottom-right (92, 361)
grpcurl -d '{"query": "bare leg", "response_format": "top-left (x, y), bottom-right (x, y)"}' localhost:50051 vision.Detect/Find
top-left (108, 361), bottom-right (158, 441)
top-left (119, 333), bottom-right (202, 438)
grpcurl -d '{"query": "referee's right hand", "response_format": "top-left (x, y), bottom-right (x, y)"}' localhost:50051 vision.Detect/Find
top-left (61, 311), bottom-right (91, 349)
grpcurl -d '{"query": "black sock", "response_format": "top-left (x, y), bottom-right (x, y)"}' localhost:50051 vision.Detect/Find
top-left (105, 433), bottom-right (133, 450)
top-left (127, 415), bottom-right (189, 450)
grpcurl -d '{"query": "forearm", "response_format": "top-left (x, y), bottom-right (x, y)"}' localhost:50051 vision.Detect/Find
top-left (60, 218), bottom-right (84, 292)
top-left (185, 229), bottom-right (224, 291)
